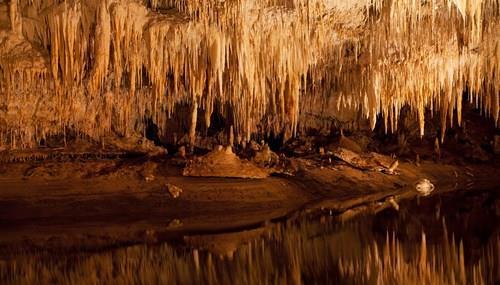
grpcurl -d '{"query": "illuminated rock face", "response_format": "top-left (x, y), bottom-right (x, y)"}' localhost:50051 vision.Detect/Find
top-left (0, 0), bottom-right (498, 149)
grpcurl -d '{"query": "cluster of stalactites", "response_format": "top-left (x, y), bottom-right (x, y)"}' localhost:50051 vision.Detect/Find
top-left (108, 0), bottom-right (321, 144)
top-left (370, 0), bottom-right (499, 140)
top-left (304, 0), bottom-right (499, 141)
top-left (0, 0), bottom-right (499, 149)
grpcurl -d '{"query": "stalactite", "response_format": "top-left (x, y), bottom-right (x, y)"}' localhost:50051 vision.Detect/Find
top-left (9, 0), bottom-right (23, 34)
top-left (0, 0), bottom-right (498, 148)
top-left (89, 0), bottom-right (111, 96)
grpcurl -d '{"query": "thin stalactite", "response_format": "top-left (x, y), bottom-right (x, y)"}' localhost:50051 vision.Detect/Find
top-left (0, 0), bottom-right (498, 148)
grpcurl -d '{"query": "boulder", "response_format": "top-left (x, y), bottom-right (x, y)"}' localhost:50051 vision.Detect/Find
top-left (332, 147), bottom-right (398, 173)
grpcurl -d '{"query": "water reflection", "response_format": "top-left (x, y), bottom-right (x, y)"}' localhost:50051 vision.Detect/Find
top-left (1, 189), bottom-right (498, 284)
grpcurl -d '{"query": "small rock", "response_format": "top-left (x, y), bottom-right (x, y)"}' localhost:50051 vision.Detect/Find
top-left (167, 219), bottom-right (183, 228)
top-left (286, 158), bottom-right (301, 174)
top-left (249, 140), bottom-right (261, 151)
top-left (318, 147), bottom-right (325, 156)
top-left (177, 146), bottom-right (186, 158)
top-left (387, 196), bottom-right (399, 211)
top-left (196, 136), bottom-right (218, 150)
top-left (415, 179), bottom-right (435, 196)
top-left (387, 160), bottom-right (399, 174)
top-left (141, 161), bottom-right (157, 182)
top-left (253, 145), bottom-right (279, 166)
top-left (166, 183), bottom-right (183, 198)
top-left (339, 135), bottom-right (363, 153)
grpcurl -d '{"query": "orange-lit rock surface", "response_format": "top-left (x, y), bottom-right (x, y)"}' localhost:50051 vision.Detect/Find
top-left (182, 146), bottom-right (270, 179)
top-left (0, 0), bottom-right (499, 148)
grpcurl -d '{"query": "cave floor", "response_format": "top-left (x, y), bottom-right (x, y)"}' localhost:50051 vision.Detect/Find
top-left (0, 156), bottom-right (498, 256)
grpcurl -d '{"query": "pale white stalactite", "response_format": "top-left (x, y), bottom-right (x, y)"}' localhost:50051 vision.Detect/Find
top-left (0, 0), bottom-right (499, 148)
top-left (89, 0), bottom-right (111, 95)
top-left (9, 0), bottom-right (23, 34)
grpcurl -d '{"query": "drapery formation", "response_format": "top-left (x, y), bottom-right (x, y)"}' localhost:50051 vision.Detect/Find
top-left (0, 0), bottom-right (498, 148)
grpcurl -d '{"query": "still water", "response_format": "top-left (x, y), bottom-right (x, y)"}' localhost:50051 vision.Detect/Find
top-left (1, 189), bottom-right (498, 284)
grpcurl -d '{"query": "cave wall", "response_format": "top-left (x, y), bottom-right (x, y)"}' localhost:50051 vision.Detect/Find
top-left (0, 0), bottom-right (498, 148)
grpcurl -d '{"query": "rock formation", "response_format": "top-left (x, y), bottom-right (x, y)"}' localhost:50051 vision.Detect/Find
top-left (0, 0), bottom-right (498, 149)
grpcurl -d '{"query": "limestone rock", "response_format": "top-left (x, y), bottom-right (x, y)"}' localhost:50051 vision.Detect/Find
top-left (177, 146), bottom-right (186, 158)
top-left (0, 0), bottom-right (498, 152)
top-left (339, 135), bottom-right (363, 153)
top-left (249, 140), bottom-right (261, 151)
top-left (326, 135), bottom-right (364, 155)
top-left (183, 146), bottom-right (269, 179)
top-left (415, 179), bottom-right (435, 196)
top-left (332, 147), bottom-right (397, 173)
top-left (166, 183), bottom-right (183, 199)
top-left (141, 161), bottom-right (157, 182)
top-left (387, 196), bottom-right (400, 211)
top-left (332, 148), bottom-right (374, 170)
top-left (318, 147), bottom-right (325, 156)
top-left (105, 135), bottom-right (167, 156)
top-left (253, 145), bottom-right (279, 166)
top-left (286, 137), bottom-right (315, 156)
top-left (167, 219), bottom-right (183, 229)
top-left (387, 160), bottom-right (399, 175)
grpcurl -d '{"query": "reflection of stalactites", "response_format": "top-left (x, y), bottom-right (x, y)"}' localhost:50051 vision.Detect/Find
top-left (419, 232), bottom-right (427, 273)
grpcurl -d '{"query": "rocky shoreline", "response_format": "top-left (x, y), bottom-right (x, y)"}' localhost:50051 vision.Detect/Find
top-left (0, 145), bottom-right (497, 256)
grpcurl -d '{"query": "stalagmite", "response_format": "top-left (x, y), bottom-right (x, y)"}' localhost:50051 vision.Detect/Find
top-left (183, 145), bottom-right (269, 179)
top-left (229, 125), bottom-right (234, 147)
top-left (189, 99), bottom-right (198, 151)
